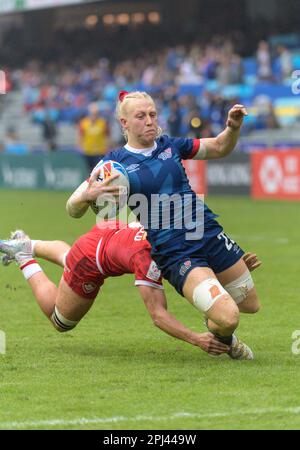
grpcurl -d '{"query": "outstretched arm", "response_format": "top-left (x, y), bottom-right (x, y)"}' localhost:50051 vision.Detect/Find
top-left (138, 285), bottom-right (229, 355)
top-left (195, 104), bottom-right (248, 160)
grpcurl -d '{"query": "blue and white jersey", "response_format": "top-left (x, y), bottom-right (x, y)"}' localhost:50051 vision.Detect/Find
top-left (100, 135), bottom-right (217, 252)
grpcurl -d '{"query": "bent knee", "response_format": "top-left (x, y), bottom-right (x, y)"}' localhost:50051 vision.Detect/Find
top-left (251, 305), bottom-right (260, 314)
top-left (192, 278), bottom-right (229, 313)
top-left (51, 306), bottom-right (79, 332)
top-left (218, 306), bottom-right (240, 331)
top-left (224, 312), bottom-right (240, 330)
top-left (239, 296), bottom-right (261, 314)
top-left (224, 271), bottom-right (258, 307)
top-left (248, 299), bottom-right (260, 314)
top-left (206, 293), bottom-right (240, 331)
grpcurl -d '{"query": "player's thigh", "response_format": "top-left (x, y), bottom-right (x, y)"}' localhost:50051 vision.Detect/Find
top-left (237, 289), bottom-right (260, 313)
top-left (216, 257), bottom-right (249, 285)
top-left (216, 257), bottom-right (260, 312)
top-left (182, 266), bottom-right (216, 301)
top-left (56, 278), bottom-right (95, 322)
top-left (183, 267), bottom-right (239, 327)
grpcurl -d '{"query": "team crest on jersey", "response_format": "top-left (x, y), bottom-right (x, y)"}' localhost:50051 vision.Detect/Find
top-left (179, 260), bottom-right (192, 276)
top-left (146, 261), bottom-right (161, 282)
top-left (82, 282), bottom-right (97, 294)
top-left (158, 148), bottom-right (172, 160)
top-left (126, 164), bottom-right (140, 173)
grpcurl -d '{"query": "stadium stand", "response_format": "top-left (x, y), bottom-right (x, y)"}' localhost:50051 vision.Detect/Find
top-left (1, 1), bottom-right (300, 152)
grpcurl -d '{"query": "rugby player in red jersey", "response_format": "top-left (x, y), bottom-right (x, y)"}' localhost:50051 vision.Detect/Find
top-left (0, 222), bottom-right (235, 356)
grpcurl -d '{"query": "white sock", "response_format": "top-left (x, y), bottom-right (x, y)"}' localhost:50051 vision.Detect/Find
top-left (31, 240), bottom-right (41, 257)
top-left (20, 259), bottom-right (43, 281)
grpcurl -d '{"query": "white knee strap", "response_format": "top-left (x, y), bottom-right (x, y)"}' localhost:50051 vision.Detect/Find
top-left (51, 306), bottom-right (79, 332)
top-left (224, 270), bottom-right (254, 305)
top-left (193, 278), bottom-right (227, 313)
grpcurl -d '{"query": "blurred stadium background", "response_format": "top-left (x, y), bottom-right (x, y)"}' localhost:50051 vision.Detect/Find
top-left (1, 0), bottom-right (300, 431)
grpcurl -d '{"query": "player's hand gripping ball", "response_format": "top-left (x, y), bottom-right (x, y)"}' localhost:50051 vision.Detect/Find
top-left (90, 160), bottom-right (130, 218)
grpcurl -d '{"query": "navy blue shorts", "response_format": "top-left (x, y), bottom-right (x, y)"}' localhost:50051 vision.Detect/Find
top-left (151, 219), bottom-right (244, 296)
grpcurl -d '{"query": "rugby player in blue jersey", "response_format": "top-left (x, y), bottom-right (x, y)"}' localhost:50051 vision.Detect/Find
top-left (67, 91), bottom-right (260, 360)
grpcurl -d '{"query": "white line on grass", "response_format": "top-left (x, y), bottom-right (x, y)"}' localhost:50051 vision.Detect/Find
top-left (1, 407), bottom-right (300, 429)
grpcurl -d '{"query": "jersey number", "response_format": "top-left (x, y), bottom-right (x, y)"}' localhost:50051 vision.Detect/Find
top-left (217, 232), bottom-right (235, 251)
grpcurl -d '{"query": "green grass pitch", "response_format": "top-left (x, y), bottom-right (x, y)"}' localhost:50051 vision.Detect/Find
top-left (0, 190), bottom-right (299, 430)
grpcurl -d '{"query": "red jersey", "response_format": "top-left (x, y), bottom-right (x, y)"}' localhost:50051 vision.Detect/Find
top-left (63, 221), bottom-right (163, 299)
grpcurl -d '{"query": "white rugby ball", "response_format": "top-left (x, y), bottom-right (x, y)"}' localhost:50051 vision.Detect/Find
top-left (90, 160), bottom-right (130, 218)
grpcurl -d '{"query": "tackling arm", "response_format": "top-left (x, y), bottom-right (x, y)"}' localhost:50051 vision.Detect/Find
top-left (66, 169), bottom-right (121, 218)
top-left (138, 285), bottom-right (229, 355)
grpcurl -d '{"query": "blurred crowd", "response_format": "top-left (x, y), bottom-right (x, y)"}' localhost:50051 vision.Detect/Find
top-left (1, 29), bottom-right (298, 154)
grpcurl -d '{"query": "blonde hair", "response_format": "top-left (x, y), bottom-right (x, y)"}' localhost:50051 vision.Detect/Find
top-left (116, 91), bottom-right (162, 141)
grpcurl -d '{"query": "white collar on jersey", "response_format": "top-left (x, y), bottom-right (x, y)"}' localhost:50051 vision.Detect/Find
top-left (124, 142), bottom-right (157, 157)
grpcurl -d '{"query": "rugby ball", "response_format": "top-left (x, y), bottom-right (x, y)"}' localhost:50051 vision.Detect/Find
top-left (90, 160), bottom-right (130, 218)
